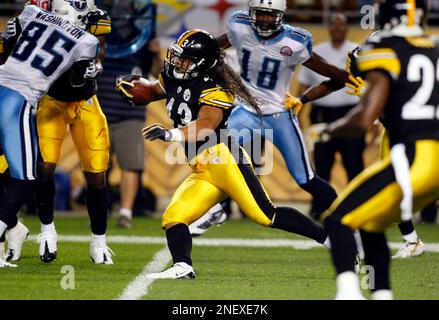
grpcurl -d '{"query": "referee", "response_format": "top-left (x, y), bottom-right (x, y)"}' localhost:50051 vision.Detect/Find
top-left (297, 13), bottom-right (364, 215)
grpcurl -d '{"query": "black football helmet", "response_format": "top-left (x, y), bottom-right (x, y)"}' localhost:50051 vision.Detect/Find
top-left (165, 29), bottom-right (220, 80)
top-left (377, 0), bottom-right (428, 30)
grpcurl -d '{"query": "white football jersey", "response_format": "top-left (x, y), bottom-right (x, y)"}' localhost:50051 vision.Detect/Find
top-left (227, 11), bottom-right (313, 115)
top-left (0, 5), bottom-right (99, 107)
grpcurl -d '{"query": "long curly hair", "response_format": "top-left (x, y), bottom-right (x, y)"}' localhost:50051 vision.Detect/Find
top-left (209, 50), bottom-right (262, 116)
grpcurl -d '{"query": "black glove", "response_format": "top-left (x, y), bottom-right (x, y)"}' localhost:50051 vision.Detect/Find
top-left (115, 74), bottom-right (140, 105)
top-left (142, 124), bottom-right (169, 141)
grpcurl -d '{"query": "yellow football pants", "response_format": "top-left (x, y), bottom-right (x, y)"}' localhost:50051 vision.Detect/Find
top-left (0, 154), bottom-right (7, 174)
top-left (162, 143), bottom-right (275, 227)
top-left (322, 140), bottom-right (439, 232)
top-left (37, 95), bottom-right (110, 173)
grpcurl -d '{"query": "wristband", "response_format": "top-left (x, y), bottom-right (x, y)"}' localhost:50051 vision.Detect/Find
top-left (168, 128), bottom-right (183, 142)
top-left (298, 94), bottom-right (310, 104)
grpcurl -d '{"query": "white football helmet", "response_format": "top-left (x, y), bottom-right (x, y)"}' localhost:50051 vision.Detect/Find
top-left (51, 0), bottom-right (96, 29)
top-left (249, 0), bottom-right (287, 37)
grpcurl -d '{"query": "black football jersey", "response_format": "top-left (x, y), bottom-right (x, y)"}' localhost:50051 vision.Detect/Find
top-left (355, 33), bottom-right (439, 146)
top-left (160, 70), bottom-right (235, 157)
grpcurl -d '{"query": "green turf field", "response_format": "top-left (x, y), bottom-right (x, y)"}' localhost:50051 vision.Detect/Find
top-left (1, 216), bottom-right (438, 300)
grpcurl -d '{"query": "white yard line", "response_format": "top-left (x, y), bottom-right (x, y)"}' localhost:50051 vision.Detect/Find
top-left (117, 247), bottom-right (172, 300)
top-left (26, 235), bottom-right (439, 300)
top-left (28, 234), bottom-right (439, 252)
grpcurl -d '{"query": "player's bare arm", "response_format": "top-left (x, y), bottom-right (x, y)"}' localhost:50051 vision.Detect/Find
top-left (176, 105), bottom-right (224, 142)
top-left (216, 34), bottom-right (232, 50)
top-left (327, 71), bottom-right (390, 138)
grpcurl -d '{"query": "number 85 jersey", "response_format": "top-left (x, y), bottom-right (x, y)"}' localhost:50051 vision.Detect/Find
top-left (226, 11), bottom-right (313, 115)
top-left (355, 32), bottom-right (439, 146)
top-left (0, 5), bottom-right (98, 107)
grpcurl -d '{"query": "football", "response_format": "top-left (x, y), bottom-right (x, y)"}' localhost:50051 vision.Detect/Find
top-left (117, 75), bottom-right (155, 106)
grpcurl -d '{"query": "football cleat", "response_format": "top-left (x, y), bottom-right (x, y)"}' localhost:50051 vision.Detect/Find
top-left (392, 239), bottom-right (425, 259)
top-left (117, 215), bottom-right (132, 229)
top-left (0, 242), bottom-right (17, 268)
top-left (38, 231), bottom-right (58, 263)
top-left (90, 239), bottom-right (115, 265)
top-left (147, 262), bottom-right (196, 280)
top-left (189, 204), bottom-right (227, 237)
top-left (6, 221), bottom-right (29, 262)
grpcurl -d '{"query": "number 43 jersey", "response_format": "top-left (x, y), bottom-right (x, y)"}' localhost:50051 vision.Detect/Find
top-left (226, 11), bottom-right (313, 115)
top-left (355, 32), bottom-right (439, 146)
top-left (0, 5), bottom-right (98, 107)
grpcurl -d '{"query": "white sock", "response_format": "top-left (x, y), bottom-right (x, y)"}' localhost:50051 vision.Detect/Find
top-left (41, 222), bottom-right (56, 233)
top-left (323, 237), bottom-right (331, 249)
top-left (336, 271), bottom-right (365, 300)
top-left (119, 208), bottom-right (132, 219)
top-left (372, 289), bottom-right (393, 300)
top-left (402, 230), bottom-right (418, 243)
top-left (91, 233), bottom-right (106, 244)
top-left (0, 221), bottom-right (7, 237)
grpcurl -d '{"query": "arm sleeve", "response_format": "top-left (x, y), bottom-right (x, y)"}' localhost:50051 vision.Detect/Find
top-left (291, 28), bottom-right (313, 66)
top-left (199, 87), bottom-right (234, 110)
top-left (226, 11), bottom-right (249, 48)
top-left (76, 35), bottom-right (99, 61)
top-left (356, 40), bottom-right (400, 81)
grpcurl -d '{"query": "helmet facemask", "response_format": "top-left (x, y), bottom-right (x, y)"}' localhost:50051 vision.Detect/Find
top-left (165, 43), bottom-right (212, 80)
top-left (250, 7), bottom-right (284, 38)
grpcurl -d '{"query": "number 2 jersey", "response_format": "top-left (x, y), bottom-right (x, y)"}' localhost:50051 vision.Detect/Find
top-left (226, 11), bottom-right (313, 115)
top-left (160, 69), bottom-right (235, 159)
top-left (0, 5), bottom-right (99, 106)
top-left (354, 32), bottom-right (439, 146)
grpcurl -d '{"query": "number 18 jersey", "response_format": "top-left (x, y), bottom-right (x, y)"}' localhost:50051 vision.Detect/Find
top-left (0, 5), bottom-right (98, 106)
top-left (226, 11), bottom-right (313, 115)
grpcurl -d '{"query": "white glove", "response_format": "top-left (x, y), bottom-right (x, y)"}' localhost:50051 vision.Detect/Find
top-left (5, 18), bottom-right (18, 38)
top-left (84, 62), bottom-right (103, 79)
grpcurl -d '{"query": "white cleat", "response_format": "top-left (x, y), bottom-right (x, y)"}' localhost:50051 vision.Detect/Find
top-left (38, 231), bottom-right (58, 263)
top-left (0, 242), bottom-right (17, 268)
top-left (392, 239), bottom-right (425, 259)
top-left (6, 221), bottom-right (29, 262)
top-left (189, 204), bottom-right (227, 237)
top-left (90, 239), bottom-right (115, 265)
top-left (147, 262), bottom-right (196, 280)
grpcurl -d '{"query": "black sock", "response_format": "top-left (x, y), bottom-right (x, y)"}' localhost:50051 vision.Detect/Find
top-left (360, 230), bottom-right (391, 291)
top-left (87, 186), bottom-right (108, 235)
top-left (0, 179), bottom-right (34, 226)
top-left (301, 176), bottom-right (337, 219)
top-left (397, 220), bottom-right (415, 238)
top-left (271, 207), bottom-right (327, 244)
top-left (324, 215), bottom-right (357, 274)
top-left (166, 224), bottom-right (192, 266)
top-left (36, 177), bottom-right (55, 225)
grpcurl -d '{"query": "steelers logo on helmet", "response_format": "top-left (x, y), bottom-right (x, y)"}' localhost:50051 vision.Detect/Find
top-left (165, 29), bottom-right (220, 80)
top-left (249, 0), bottom-right (287, 38)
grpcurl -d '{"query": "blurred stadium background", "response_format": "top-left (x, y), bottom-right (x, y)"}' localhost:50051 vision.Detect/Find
top-left (1, 0), bottom-right (438, 218)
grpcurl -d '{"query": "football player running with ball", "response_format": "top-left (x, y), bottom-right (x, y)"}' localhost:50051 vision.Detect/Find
top-left (190, 0), bottom-right (364, 235)
top-left (116, 29), bottom-right (331, 279)
top-left (0, 1), bottom-right (100, 267)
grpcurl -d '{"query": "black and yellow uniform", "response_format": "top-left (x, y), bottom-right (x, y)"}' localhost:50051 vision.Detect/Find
top-left (160, 70), bottom-right (277, 227)
top-left (36, 10), bottom-right (111, 173)
top-left (323, 33), bottom-right (439, 232)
